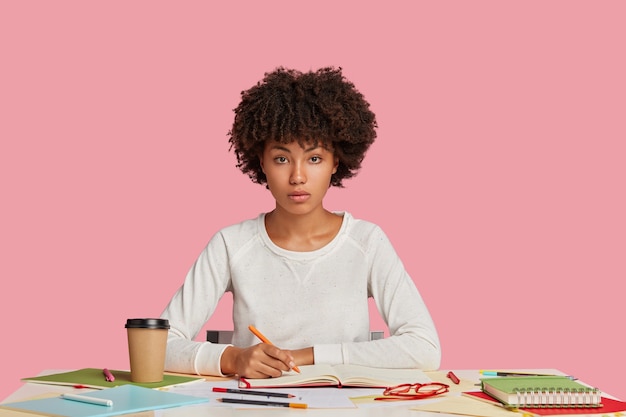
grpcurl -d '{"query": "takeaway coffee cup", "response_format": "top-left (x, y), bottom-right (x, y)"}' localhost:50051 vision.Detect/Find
top-left (125, 318), bottom-right (170, 383)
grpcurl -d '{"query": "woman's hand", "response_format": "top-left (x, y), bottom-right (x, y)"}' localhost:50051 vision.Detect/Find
top-left (220, 344), bottom-right (296, 378)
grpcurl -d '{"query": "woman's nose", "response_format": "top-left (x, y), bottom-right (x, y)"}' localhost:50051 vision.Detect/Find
top-left (290, 163), bottom-right (306, 184)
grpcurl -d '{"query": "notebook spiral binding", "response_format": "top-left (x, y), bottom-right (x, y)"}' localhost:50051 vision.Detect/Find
top-left (512, 387), bottom-right (602, 408)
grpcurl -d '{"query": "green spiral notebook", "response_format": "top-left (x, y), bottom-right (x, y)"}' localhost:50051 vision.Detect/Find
top-left (481, 376), bottom-right (602, 408)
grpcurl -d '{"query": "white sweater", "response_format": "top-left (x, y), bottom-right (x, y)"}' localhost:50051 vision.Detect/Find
top-left (161, 212), bottom-right (441, 376)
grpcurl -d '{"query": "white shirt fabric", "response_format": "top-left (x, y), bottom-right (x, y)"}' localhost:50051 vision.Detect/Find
top-left (160, 212), bottom-right (441, 376)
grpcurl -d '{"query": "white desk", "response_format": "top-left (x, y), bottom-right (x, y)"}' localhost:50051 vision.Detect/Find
top-left (0, 369), bottom-right (585, 417)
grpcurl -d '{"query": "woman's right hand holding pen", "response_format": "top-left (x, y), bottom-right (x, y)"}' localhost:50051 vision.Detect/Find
top-left (220, 325), bottom-right (314, 378)
top-left (220, 344), bottom-right (299, 378)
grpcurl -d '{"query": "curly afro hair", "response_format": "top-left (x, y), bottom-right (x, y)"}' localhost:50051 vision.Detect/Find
top-left (228, 67), bottom-right (377, 187)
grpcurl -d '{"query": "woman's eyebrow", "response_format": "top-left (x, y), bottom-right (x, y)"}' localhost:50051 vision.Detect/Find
top-left (305, 144), bottom-right (323, 152)
top-left (269, 144), bottom-right (324, 153)
top-left (269, 144), bottom-right (290, 152)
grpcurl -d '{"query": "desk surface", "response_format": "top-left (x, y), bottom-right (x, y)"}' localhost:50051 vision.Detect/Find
top-left (0, 369), bottom-right (597, 417)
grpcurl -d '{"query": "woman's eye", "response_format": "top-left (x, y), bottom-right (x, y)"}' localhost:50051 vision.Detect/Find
top-left (310, 156), bottom-right (321, 163)
top-left (275, 156), bottom-right (288, 163)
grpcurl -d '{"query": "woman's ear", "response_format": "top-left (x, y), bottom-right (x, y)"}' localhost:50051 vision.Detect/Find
top-left (332, 156), bottom-right (339, 174)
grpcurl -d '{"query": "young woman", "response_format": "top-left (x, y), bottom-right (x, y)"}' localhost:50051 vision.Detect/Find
top-left (160, 67), bottom-right (441, 378)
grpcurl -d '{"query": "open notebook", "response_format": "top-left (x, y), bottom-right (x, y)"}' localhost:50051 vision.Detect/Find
top-left (239, 364), bottom-right (430, 389)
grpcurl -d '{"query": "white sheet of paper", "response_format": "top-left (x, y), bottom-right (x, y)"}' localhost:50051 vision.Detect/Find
top-left (167, 379), bottom-right (358, 408)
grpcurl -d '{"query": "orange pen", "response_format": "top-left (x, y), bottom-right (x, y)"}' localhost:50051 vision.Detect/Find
top-left (248, 325), bottom-right (301, 373)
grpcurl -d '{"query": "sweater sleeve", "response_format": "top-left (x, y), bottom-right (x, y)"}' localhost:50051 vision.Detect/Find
top-left (321, 225), bottom-right (441, 370)
top-left (160, 232), bottom-right (233, 376)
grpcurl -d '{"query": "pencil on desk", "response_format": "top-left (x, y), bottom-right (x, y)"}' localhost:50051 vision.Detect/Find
top-left (217, 398), bottom-right (307, 409)
top-left (212, 387), bottom-right (295, 398)
top-left (248, 325), bottom-right (301, 373)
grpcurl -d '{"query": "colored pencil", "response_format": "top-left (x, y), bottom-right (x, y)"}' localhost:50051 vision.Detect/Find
top-left (212, 387), bottom-right (295, 398)
top-left (217, 398), bottom-right (307, 408)
top-left (248, 325), bottom-right (301, 373)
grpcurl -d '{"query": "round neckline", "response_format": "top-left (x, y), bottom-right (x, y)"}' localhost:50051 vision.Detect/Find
top-left (258, 211), bottom-right (348, 259)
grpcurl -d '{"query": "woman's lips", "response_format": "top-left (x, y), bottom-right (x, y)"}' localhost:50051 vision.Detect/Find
top-left (288, 191), bottom-right (310, 202)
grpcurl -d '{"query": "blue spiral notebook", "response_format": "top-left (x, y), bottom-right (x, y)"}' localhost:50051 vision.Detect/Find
top-left (0, 385), bottom-right (209, 417)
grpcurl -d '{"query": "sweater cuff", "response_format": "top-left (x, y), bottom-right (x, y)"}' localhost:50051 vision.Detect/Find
top-left (194, 343), bottom-right (232, 376)
top-left (313, 344), bottom-right (344, 365)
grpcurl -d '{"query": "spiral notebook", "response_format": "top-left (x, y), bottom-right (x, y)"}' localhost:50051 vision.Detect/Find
top-left (464, 391), bottom-right (626, 416)
top-left (481, 376), bottom-right (602, 408)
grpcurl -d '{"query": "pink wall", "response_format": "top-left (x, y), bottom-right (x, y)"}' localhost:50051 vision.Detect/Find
top-left (1, 1), bottom-right (624, 402)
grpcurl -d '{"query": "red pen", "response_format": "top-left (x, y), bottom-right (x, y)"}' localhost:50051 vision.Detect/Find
top-left (446, 371), bottom-right (460, 384)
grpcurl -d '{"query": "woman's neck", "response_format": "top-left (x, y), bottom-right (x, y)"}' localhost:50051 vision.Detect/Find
top-left (264, 208), bottom-right (342, 251)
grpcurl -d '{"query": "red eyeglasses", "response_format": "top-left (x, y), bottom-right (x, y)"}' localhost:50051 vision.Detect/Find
top-left (375, 382), bottom-right (450, 401)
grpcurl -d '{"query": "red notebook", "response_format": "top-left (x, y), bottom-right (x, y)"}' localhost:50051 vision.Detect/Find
top-left (463, 391), bottom-right (626, 415)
